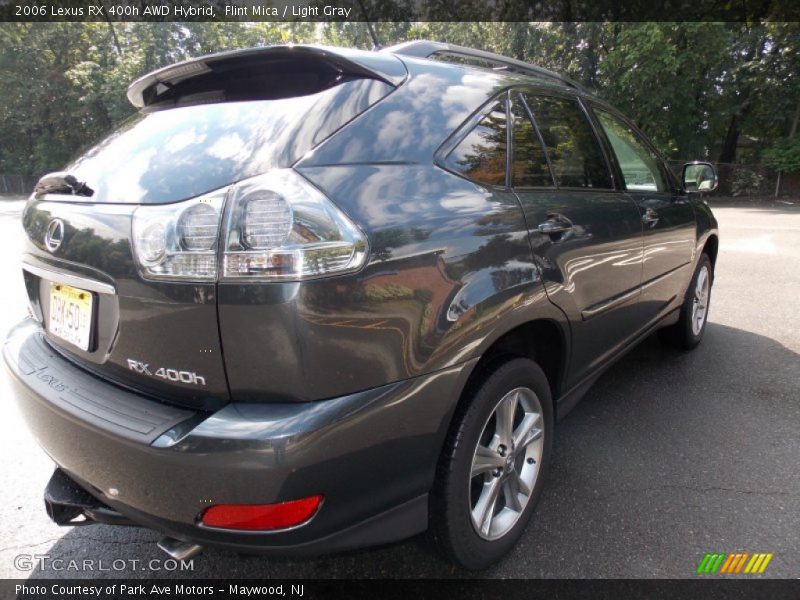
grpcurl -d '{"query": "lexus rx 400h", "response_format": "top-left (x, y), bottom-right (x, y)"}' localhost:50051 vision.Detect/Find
top-left (4, 41), bottom-right (719, 570)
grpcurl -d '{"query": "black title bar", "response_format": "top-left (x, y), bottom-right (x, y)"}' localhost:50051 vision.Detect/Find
top-left (1, 0), bottom-right (799, 22)
top-left (6, 579), bottom-right (800, 600)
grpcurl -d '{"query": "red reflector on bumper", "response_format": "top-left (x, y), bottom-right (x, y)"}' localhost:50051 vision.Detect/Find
top-left (201, 495), bottom-right (323, 531)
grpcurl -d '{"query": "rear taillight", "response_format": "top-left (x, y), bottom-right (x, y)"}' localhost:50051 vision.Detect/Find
top-left (221, 170), bottom-right (367, 280)
top-left (131, 170), bottom-right (368, 282)
top-left (132, 188), bottom-right (225, 281)
top-left (200, 495), bottom-right (323, 531)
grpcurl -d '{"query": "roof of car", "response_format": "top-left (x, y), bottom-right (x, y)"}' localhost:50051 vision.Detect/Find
top-left (383, 40), bottom-right (585, 92)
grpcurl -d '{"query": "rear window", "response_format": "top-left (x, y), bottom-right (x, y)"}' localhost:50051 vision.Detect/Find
top-left (64, 78), bottom-right (393, 204)
top-left (523, 94), bottom-right (612, 189)
top-left (511, 95), bottom-right (553, 188)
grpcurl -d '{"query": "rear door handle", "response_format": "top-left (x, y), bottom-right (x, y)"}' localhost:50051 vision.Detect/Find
top-left (642, 207), bottom-right (659, 227)
top-left (538, 214), bottom-right (574, 235)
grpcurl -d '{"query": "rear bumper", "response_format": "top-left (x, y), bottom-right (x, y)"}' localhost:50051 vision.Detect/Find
top-left (4, 318), bottom-right (475, 554)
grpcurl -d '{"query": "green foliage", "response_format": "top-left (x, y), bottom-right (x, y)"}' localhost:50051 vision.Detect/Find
top-left (763, 136), bottom-right (800, 173)
top-left (1, 21), bottom-right (798, 180)
top-left (731, 169), bottom-right (764, 196)
top-left (364, 283), bottom-right (414, 302)
top-left (597, 23), bottom-right (731, 158)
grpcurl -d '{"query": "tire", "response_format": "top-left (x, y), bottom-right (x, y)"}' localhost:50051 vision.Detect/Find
top-left (429, 357), bottom-right (554, 570)
top-left (658, 253), bottom-right (713, 350)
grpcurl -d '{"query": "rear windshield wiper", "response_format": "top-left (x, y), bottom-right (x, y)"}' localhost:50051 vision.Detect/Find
top-left (34, 172), bottom-right (94, 197)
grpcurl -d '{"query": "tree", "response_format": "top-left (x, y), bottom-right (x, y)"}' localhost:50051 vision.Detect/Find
top-left (1, 21), bottom-right (799, 185)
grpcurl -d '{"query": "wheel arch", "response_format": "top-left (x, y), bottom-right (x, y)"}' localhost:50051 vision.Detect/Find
top-left (702, 234), bottom-right (719, 269)
top-left (455, 318), bottom-right (567, 421)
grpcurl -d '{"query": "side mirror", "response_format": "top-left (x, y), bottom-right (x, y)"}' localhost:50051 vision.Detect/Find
top-left (682, 161), bottom-right (718, 193)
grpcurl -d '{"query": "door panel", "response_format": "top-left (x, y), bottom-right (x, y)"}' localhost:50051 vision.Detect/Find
top-left (592, 108), bottom-right (696, 322)
top-left (635, 194), bottom-right (695, 320)
top-left (516, 190), bottom-right (644, 389)
top-left (512, 93), bottom-right (644, 389)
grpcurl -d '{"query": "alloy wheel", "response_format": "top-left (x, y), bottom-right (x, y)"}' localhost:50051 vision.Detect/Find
top-left (691, 265), bottom-right (710, 336)
top-left (469, 386), bottom-right (544, 541)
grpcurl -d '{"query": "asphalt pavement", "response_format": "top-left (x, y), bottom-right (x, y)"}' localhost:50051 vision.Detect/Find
top-left (0, 197), bottom-right (797, 579)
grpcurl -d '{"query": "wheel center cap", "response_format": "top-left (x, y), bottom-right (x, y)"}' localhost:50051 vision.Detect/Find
top-left (504, 456), bottom-right (514, 473)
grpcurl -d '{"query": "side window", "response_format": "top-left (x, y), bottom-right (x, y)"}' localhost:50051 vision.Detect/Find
top-left (523, 94), bottom-right (612, 189)
top-left (595, 109), bottom-right (668, 192)
top-left (446, 100), bottom-right (508, 187)
top-left (511, 95), bottom-right (553, 187)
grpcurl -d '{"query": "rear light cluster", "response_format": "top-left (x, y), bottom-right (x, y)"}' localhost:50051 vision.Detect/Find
top-left (132, 170), bottom-right (367, 282)
top-left (132, 189), bottom-right (225, 281)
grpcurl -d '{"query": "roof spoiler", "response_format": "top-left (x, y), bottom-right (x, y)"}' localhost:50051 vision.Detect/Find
top-left (127, 45), bottom-right (407, 109)
top-left (383, 40), bottom-right (583, 91)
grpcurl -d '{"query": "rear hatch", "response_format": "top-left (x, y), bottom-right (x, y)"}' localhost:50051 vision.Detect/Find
top-left (21, 46), bottom-right (403, 410)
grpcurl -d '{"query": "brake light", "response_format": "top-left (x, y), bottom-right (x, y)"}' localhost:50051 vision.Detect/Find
top-left (200, 495), bottom-right (323, 531)
top-left (221, 170), bottom-right (367, 280)
top-left (131, 169), bottom-right (367, 282)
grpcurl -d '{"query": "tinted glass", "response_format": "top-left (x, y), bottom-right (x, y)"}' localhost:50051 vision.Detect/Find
top-left (64, 78), bottom-right (393, 204)
top-left (511, 95), bottom-right (553, 187)
top-left (446, 101), bottom-right (508, 187)
top-left (595, 109), bottom-right (667, 192)
top-left (523, 95), bottom-right (612, 189)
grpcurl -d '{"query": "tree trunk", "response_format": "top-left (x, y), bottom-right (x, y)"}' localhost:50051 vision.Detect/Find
top-left (719, 114), bottom-right (739, 164)
top-left (106, 21), bottom-right (122, 56)
top-left (509, 23), bottom-right (527, 61)
top-left (775, 100), bottom-right (800, 197)
top-left (585, 23), bottom-right (600, 89)
top-left (97, 1), bottom-right (122, 56)
top-left (355, 0), bottom-right (381, 49)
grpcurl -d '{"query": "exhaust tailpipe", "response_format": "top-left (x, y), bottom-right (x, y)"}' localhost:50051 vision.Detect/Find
top-left (157, 537), bottom-right (204, 561)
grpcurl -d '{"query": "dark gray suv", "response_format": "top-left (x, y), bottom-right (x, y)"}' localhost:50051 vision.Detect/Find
top-left (4, 41), bottom-right (719, 570)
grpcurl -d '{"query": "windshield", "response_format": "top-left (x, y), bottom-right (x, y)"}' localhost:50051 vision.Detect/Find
top-left (64, 78), bottom-right (392, 204)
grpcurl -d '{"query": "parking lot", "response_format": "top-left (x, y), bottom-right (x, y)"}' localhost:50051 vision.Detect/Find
top-left (0, 198), bottom-right (797, 579)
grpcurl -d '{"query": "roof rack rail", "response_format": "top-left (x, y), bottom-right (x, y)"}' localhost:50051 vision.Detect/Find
top-left (383, 40), bottom-right (583, 91)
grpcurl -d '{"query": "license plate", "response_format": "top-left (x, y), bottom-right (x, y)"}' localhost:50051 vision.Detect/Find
top-left (49, 282), bottom-right (94, 351)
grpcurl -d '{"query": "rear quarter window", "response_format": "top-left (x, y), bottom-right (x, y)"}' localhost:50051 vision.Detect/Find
top-left (445, 101), bottom-right (508, 187)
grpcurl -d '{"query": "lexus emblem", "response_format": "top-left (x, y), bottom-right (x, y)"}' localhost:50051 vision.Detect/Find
top-left (44, 219), bottom-right (65, 253)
